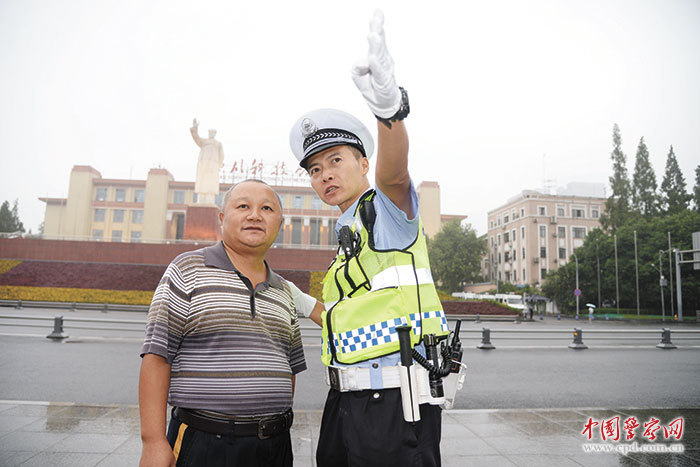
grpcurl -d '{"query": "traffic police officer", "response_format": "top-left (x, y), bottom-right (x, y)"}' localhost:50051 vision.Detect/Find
top-left (290, 10), bottom-right (449, 467)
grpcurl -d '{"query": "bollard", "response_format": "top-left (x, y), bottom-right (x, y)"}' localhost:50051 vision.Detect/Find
top-left (71, 302), bottom-right (77, 312)
top-left (477, 327), bottom-right (495, 350)
top-left (46, 316), bottom-right (68, 340)
top-left (568, 328), bottom-right (587, 350)
top-left (475, 313), bottom-right (481, 323)
top-left (557, 313), bottom-right (561, 320)
top-left (14, 300), bottom-right (22, 310)
top-left (656, 328), bottom-right (676, 350)
top-left (102, 303), bottom-right (109, 313)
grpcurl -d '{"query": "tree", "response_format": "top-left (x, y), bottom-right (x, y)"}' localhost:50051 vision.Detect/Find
top-left (542, 211), bottom-right (700, 313)
top-left (631, 137), bottom-right (659, 217)
top-left (694, 165), bottom-right (700, 212)
top-left (660, 146), bottom-right (691, 215)
top-left (601, 124), bottom-right (632, 231)
top-left (427, 220), bottom-right (486, 293)
top-left (0, 200), bottom-right (25, 233)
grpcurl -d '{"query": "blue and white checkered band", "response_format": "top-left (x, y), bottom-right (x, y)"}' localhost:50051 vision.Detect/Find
top-left (303, 128), bottom-right (365, 159)
top-left (329, 310), bottom-right (449, 356)
top-left (410, 310), bottom-right (449, 335)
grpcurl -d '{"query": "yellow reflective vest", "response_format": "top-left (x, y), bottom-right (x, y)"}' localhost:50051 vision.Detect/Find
top-left (321, 190), bottom-right (449, 366)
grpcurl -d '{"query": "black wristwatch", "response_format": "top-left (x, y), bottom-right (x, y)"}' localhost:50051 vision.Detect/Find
top-left (376, 87), bottom-right (409, 129)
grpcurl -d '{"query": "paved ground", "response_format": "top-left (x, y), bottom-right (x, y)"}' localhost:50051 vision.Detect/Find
top-left (0, 401), bottom-right (698, 466)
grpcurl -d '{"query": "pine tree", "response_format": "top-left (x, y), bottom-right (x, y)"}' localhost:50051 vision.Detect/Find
top-left (0, 200), bottom-right (25, 233)
top-left (660, 146), bottom-right (691, 215)
top-left (631, 137), bottom-right (659, 216)
top-left (601, 124), bottom-right (632, 231)
top-left (694, 165), bottom-right (700, 212)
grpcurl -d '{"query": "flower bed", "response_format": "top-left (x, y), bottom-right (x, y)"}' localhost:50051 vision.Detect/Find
top-left (0, 285), bottom-right (154, 305)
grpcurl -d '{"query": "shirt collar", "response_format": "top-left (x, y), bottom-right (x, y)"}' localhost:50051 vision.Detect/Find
top-left (204, 242), bottom-right (285, 290)
top-left (335, 187), bottom-right (374, 233)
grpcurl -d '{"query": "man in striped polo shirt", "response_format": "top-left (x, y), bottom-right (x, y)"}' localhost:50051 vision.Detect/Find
top-left (138, 179), bottom-right (311, 467)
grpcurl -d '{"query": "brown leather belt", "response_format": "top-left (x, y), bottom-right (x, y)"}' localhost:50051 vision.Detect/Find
top-left (173, 407), bottom-right (293, 440)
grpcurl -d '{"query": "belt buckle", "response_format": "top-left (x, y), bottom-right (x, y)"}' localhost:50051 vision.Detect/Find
top-left (258, 417), bottom-right (273, 440)
top-left (328, 367), bottom-right (341, 391)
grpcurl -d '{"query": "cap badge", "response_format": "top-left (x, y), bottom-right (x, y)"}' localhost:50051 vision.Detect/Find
top-left (300, 118), bottom-right (317, 137)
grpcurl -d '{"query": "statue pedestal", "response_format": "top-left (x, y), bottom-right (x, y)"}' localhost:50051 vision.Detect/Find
top-left (183, 205), bottom-right (221, 241)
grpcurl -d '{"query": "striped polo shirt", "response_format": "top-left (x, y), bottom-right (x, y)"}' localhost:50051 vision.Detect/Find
top-left (141, 242), bottom-right (306, 418)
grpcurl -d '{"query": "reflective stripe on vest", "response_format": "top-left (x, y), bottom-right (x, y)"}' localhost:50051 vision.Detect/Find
top-left (370, 265), bottom-right (434, 291)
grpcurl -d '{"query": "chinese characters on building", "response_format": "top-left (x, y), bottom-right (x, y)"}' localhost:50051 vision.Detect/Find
top-left (221, 159), bottom-right (309, 185)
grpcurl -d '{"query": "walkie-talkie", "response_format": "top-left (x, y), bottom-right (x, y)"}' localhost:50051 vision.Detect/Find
top-left (338, 225), bottom-right (355, 258)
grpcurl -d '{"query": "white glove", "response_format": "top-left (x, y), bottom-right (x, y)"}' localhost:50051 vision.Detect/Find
top-left (351, 9), bottom-right (402, 119)
top-left (288, 280), bottom-right (318, 318)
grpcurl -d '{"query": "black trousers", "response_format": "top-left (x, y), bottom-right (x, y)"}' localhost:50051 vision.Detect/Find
top-left (316, 388), bottom-right (442, 467)
top-left (166, 414), bottom-right (293, 467)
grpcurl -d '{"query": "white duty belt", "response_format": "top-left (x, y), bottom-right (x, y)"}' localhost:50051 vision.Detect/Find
top-left (326, 363), bottom-right (467, 410)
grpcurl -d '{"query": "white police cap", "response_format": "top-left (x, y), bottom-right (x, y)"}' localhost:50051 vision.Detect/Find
top-left (289, 109), bottom-right (374, 169)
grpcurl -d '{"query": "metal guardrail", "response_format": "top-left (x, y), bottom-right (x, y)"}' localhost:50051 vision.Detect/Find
top-left (0, 299), bottom-right (148, 313)
top-left (2, 312), bottom-right (699, 349)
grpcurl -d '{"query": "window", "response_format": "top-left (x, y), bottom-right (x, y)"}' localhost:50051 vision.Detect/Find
top-left (115, 188), bottom-right (126, 202)
top-left (497, 217), bottom-right (501, 226)
top-left (310, 219), bottom-right (321, 245)
top-left (130, 231), bottom-right (142, 243)
top-left (504, 251), bottom-right (510, 262)
top-left (538, 206), bottom-right (546, 216)
top-left (215, 192), bottom-right (223, 206)
top-left (520, 208), bottom-right (525, 217)
top-left (174, 190), bottom-right (185, 204)
top-left (504, 215), bottom-right (509, 223)
top-left (591, 207), bottom-right (600, 218)
top-left (522, 248), bottom-right (526, 259)
top-left (512, 229), bottom-right (516, 241)
top-left (541, 268), bottom-right (547, 279)
top-left (572, 208), bottom-right (585, 218)
top-left (490, 221), bottom-right (494, 229)
top-left (540, 247), bottom-right (547, 258)
top-left (113, 209), bottom-right (124, 223)
top-left (328, 224), bottom-right (338, 246)
top-left (559, 248), bottom-right (567, 259)
top-left (504, 232), bottom-right (509, 243)
top-left (132, 210), bottom-right (144, 224)
top-left (293, 196), bottom-right (303, 209)
top-left (111, 230), bottom-right (122, 242)
top-left (513, 270), bottom-right (517, 282)
top-left (521, 226), bottom-right (525, 239)
top-left (558, 226), bottom-right (566, 238)
top-left (573, 227), bottom-right (587, 239)
top-left (291, 218), bottom-right (302, 244)
top-left (557, 206), bottom-right (565, 217)
top-left (275, 223), bottom-right (284, 245)
top-left (539, 225), bottom-right (546, 238)
top-left (94, 209), bottom-right (106, 222)
top-left (497, 234), bottom-right (501, 245)
top-left (522, 269), bottom-right (526, 281)
top-left (490, 237), bottom-right (495, 247)
top-left (134, 189), bottom-right (145, 203)
top-left (498, 253), bottom-right (501, 263)
top-left (505, 272), bottom-right (511, 282)
top-left (96, 188), bottom-right (107, 201)
top-left (311, 197), bottom-right (322, 210)
top-left (92, 229), bottom-right (103, 240)
top-left (193, 192), bottom-right (198, 204)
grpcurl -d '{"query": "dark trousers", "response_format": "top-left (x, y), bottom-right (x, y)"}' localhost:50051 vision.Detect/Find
top-left (167, 414), bottom-right (293, 467)
top-left (316, 388), bottom-right (442, 467)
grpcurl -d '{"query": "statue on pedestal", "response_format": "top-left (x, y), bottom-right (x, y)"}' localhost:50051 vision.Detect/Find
top-left (190, 118), bottom-right (224, 205)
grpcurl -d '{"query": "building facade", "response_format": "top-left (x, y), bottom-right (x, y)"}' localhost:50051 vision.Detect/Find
top-left (40, 166), bottom-right (453, 248)
top-left (484, 188), bottom-right (606, 286)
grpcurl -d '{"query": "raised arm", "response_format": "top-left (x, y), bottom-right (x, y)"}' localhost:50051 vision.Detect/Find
top-left (190, 118), bottom-right (202, 148)
top-left (352, 10), bottom-right (413, 217)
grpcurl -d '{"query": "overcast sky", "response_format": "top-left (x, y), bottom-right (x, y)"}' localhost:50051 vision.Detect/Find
top-left (1, 0), bottom-right (698, 236)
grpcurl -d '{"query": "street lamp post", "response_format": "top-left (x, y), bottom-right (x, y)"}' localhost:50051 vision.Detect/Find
top-left (658, 250), bottom-right (666, 321)
top-left (573, 251), bottom-right (580, 319)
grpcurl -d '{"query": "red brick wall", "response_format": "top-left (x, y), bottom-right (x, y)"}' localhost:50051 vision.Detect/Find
top-left (0, 238), bottom-right (335, 270)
